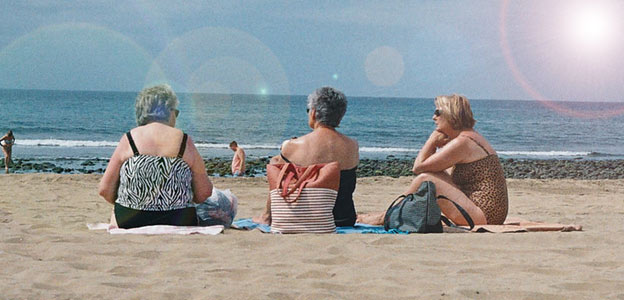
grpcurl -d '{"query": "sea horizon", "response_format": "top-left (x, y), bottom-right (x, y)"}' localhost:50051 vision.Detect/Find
top-left (2, 87), bottom-right (623, 104)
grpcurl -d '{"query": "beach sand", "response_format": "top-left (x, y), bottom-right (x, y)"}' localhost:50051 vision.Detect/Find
top-left (1, 174), bottom-right (623, 299)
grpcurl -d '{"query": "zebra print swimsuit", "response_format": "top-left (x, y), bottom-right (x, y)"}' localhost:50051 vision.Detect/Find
top-left (115, 132), bottom-right (194, 211)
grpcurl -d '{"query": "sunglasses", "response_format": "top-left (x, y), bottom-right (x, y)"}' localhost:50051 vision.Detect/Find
top-left (306, 108), bottom-right (310, 113)
top-left (173, 109), bottom-right (180, 117)
top-left (434, 109), bottom-right (442, 117)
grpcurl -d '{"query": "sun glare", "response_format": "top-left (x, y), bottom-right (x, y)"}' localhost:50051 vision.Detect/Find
top-left (564, 5), bottom-right (615, 51)
top-left (576, 11), bottom-right (609, 43)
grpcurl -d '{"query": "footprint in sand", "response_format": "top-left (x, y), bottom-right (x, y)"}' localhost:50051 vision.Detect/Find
top-left (369, 236), bottom-right (402, 245)
top-left (3, 237), bottom-right (24, 243)
top-left (101, 282), bottom-right (136, 289)
top-left (295, 270), bottom-right (336, 279)
top-left (0, 209), bottom-right (11, 223)
top-left (31, 282), bottom-right (58, 290)
top-left (29, 223), bottom-right (54, 230)
top-left (107, 265), bottom-right (142, 277)
top-left (266, 292), bottom-right (295, 300)
top-left (67, 262), bottom-right (94, 271)
top-left (132, 250), bottom-right (161, 259)
top-left (581, 261), bottom-right (620, 268)
top-left (303, 255), bottom-right (351, 266)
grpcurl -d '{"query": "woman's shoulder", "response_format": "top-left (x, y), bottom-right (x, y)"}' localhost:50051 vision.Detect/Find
top-left (456, 130), bottom-right (496, 156)
top-left (342, 134), bottom-right (358, 150)
top-left (280, 136), bottom-right (303, 156)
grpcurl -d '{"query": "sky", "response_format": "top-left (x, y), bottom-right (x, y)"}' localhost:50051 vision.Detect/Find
top-left (0, 0), bottom-right (623, 102)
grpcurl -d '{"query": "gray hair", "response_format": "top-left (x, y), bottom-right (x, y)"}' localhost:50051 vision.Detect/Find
top-left (307, 86), bottom-right (347, 128)
top-left (135, 84), bottom-right (179, 126)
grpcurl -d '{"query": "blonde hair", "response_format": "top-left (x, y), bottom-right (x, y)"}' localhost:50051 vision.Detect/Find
top-left (434, 94), bottom-right (476, 130)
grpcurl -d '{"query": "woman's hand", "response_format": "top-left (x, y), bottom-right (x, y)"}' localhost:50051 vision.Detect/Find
top-left (428, 130), bottom-right (451, 148)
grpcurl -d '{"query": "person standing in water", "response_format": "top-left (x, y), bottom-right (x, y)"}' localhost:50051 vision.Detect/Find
top-left (229, 141), bottom-right (246, 176)
top-left (1, 130), bottom-right (15, 174)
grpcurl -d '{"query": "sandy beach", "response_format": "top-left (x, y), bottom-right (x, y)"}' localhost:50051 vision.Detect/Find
top-left (1, 174), bottom-right (623, 299)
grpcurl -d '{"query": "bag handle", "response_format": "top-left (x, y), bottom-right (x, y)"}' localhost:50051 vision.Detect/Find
top-left (383, 194), bottom-right (407, 231)
top-left (276, 163), bottom-right (292, 190)
top-left (437, 195), bottom-right (475, 230)
top-left (279, 164), bottom-right (322, 203)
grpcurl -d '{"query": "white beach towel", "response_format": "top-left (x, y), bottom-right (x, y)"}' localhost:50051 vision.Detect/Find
top-left (87, 223), bottom-right (224, 235)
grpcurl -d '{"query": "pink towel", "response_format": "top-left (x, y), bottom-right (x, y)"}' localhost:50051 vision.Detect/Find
top-left (456, 216), bottom-right (583, 233)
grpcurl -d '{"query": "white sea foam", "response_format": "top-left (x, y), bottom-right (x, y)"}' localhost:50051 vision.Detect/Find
top-left (359, 147), bottom-right (415, 153)
top-left (195, 143), bottom-right (280, 150)
top-left (498, 151), bottom-right (591, 157)
top-left (17, 139), bottom-right (118, 147)
top-left (15, 140), bottom-right (597, 158)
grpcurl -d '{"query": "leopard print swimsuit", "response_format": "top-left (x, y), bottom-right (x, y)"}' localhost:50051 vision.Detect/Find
top-left (451, 136), bottom-right (508, 225)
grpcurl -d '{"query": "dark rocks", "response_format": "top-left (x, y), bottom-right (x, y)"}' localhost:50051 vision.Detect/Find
top-left (352, 158), bottom-right (624, 179)
top-left (81, 160), bottom-right (95, 166)
top-left (4, 156), bottom-right (624, 179)
top-left (498, 159), bottom-right (624, 180)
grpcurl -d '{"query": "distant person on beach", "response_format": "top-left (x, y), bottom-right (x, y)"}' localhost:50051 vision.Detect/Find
top-left (253, 86), bottom-right (359, 227)
top-left (229, 141), bottom-right (246, 176)
top-left (1, 130), bottom-right (15, 174)
top-left (358, 94), bottom-right (508, 226)
top-left (98, 84), bottom-right (213, 229)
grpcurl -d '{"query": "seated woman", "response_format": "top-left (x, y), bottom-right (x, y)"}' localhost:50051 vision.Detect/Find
top-left (358, 94), bottom-right (508, 226)
top-left (254, 86), bottom-right (359, 227)
top-left (98, 84), bottom-right (212, 228)
top-left (1, 130), bottom-right (15, 174)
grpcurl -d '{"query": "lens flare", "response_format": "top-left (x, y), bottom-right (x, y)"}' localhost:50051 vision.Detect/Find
top-left (499, 0), bottom-right (624, 119)
top-left (146, 26), bottom-right (292, 141)
top-left (0, 23), bottom-right (159, 91)
top-left (364, 46), bottom-right (405, 87)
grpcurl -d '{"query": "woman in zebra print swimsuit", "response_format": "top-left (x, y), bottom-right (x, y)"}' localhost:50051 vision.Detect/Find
top-left (99, 84), bottom-right (213, 228)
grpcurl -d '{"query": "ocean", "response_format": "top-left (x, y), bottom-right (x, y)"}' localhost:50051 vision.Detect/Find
top-left (1, 89), bottom-right (623, 172)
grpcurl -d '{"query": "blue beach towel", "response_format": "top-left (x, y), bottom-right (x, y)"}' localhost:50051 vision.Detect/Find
top-left (231, 218), bottom-right (271, 233)
top-left (231, 218), bottom-right (408, 234)
top-left (336, 223), bottom-right (408, 234)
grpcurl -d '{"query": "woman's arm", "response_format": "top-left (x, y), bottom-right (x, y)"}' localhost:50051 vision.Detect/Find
top-left (412, 131), bottom-right (465, 174)
top-left (186, 137), bottom-right (212, 203)
top-left (98, 135), bottom-right (127, 204)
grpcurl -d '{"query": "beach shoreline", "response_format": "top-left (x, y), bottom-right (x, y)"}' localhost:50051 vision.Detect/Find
top-left (1, 174), bottom-right (623, 299)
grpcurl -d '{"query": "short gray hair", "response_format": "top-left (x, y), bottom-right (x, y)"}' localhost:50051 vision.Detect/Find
top-left (135, 84), bottom-right (179, 126)
top-left (307, 86), bottom-right (347, 128)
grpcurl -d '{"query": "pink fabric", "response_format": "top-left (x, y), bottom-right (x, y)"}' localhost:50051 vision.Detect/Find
top-left (456, 217), bottom-right (583, 233)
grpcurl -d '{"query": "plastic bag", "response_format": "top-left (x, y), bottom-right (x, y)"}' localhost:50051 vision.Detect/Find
top-left (195, 188), bottom-right (238, 228)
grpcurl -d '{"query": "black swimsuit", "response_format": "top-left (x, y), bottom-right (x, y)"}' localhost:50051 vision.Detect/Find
top-left (280, 153), bottom-right (357, 227)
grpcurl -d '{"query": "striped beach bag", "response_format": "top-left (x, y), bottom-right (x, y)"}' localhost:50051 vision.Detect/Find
top-left (268, 162), bottom-right (340, 233)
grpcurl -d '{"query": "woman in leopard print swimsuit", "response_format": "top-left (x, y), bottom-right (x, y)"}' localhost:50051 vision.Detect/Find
top-left (358, 94), bottom-right (508, 226)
